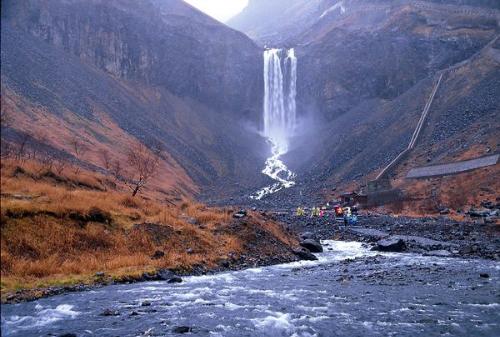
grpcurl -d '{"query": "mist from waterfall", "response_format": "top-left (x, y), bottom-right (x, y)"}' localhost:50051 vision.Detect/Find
top-left (252, 48), bottom-right (297, 200)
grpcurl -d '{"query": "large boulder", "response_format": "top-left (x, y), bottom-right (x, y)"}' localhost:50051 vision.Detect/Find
top-left (300, 232), bottom-right (315, 240)
top-left (372, 238), bottom-right (406, 252)
top-left (233, 210), bottom-right (248, 219)
top-left (468, 208), bottom-right (491, 217)
top-left (293, 247), bottom-right (318, 261)
top-left (299, 239), bottom-right (323, 253)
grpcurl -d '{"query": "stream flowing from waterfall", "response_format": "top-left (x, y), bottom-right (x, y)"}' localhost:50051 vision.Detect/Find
top-left (252, 48), bottom-right (297, 200)
top-left (2, 241), bottom-right (499, 337)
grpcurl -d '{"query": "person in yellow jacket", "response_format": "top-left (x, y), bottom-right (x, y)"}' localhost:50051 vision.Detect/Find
top-left (296, 207), bottom-right (305, 216)
top-left (311, 207), bottom-right (320, 217)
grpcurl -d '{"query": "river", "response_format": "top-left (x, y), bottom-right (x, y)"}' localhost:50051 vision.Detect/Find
top-left (2, 241), bottom-right (499, 337)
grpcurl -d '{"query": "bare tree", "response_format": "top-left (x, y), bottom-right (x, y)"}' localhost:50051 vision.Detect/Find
top-left (53, 157), bottom-right (67, 175)
top-left (38, 150), bottom-right (55, 173)
top-left (125, 142), bottom-right (162, 197)
top-left (14, 133), bottom-right (31, 161)
top-left (30, 132), bottom-right (48, 161)
top-left (70, 136), bottom-right (87, 174)
top-left (0, 141), bottom-right (13, 158)
top-left (98, 149), bottom-right (111, 170)
top-left (110, 159), bottom-right (122, 182)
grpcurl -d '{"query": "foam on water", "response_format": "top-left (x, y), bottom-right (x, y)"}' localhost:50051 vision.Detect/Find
top-left (3, 240), bottom-right (499, 337)
top-left (253, 312), bottom-right (296, 336)
top-left (3, 304), bottom-right (79, 334)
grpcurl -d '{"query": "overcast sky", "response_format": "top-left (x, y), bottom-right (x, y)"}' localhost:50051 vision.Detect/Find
top-left (183, 0), bottom-right (249, 22)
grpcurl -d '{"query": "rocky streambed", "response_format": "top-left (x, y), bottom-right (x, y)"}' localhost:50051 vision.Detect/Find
top-left (2, 239), bottom-right (499, 337)
top-left (274, 212), bottom-right (500, 260)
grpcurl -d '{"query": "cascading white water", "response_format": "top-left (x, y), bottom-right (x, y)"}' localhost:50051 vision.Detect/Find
top-left (252, 48), bottom-right (297, 200)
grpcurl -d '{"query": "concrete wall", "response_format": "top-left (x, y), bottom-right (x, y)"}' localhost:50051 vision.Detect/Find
top-left (406, 154), bottom-right (499, 178)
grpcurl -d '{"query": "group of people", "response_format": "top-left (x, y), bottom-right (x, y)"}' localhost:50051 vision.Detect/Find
top-left (295, 206), bottom-right (325, 217)
top-left (295, 204), bottom-right (358, 226)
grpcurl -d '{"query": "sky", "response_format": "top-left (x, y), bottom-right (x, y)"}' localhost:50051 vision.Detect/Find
top-left (183, 0), bottom-right (249, 22)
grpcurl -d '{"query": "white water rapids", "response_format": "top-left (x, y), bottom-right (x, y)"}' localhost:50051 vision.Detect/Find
top-left (252, 48), bottom-right (298, 200)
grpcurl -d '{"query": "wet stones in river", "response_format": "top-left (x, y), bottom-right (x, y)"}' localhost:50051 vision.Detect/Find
top-left (300, 239), bottom-right (323, 253)
top-left (372, 237), bottom-right (407, 252)
top-left (157, 269), bottom-right (183, 284)
top-left (423, 250), bottom-right (453, 257)
top-left (293, 247), bottom-right (318, 261)
top-left (100, 308), bottom-right (120, 316)
top-left (167, 276), bottom-right (183, 284)
top-left (172, 326), bottom-right (193, 334)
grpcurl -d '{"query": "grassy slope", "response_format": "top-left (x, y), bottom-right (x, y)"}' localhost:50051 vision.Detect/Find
top-left (0, 159), bottom-right (298, 300)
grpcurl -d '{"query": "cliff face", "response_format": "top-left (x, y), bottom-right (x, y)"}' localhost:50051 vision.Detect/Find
top-left (297, 1), bottom-right (499, 119)
top-left (2, 0), bottom-right (262, 114)
top-left (1, 0), bottom-right (268, 197)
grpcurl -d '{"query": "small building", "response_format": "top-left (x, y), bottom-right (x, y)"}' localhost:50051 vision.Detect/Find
top-left (340, 192), bottom-right (367, 206)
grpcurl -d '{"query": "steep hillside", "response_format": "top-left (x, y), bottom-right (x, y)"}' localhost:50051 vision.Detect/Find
top-left (227, 0), bottom-right (499, 207)
top-left (229, 0), bottom-right (500, 45)
top-left (1, 0), bottom-right (268, 197)
top-left (0, 158), bottom-right (299, 299)
top-left (292, 2), bottom-right (499, 191)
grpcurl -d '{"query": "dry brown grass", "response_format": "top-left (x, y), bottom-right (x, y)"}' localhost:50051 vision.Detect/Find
top-left (378, 164), bottom-right (500, 219)
top-left (0, 158), bottom-right (295, 296)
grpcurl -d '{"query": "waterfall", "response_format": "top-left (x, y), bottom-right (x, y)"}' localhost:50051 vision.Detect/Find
top-left (252, 48), bottom-right (297, 200)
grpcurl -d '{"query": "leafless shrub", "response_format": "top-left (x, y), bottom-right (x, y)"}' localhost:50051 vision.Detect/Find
top-left (1, 141), bottom-right (13, 159)
top-left (54, 158), bottom-right (67, 175)
top-left (70, 137), bottom-right (88, 174)
top-left (14, 134), bottom-right (31, 161)
top-left (124, 142), bottom-right (162, 197)
top-left (110, 159), bottom-right (122, 182)
top-left (98, 149), bottom-right (111, 170)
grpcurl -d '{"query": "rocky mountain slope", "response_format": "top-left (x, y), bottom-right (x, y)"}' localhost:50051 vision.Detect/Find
top-left (228, 0), bottom-right (499, 208)
top-left (1, 0), bottom-right (268, 198)
top-left (229, 0), bottom-right (500, 45)
top-left (2, 0), bottom-right (498, 208)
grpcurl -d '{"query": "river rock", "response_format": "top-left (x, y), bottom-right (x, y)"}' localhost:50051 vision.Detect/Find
top-left (372, 238), bottom-right (406, 252)
top-left (468, 208), bottom-right (490, 217)
top-left (167, 277), bottom-right (183, 284)
top-left (423, 250), bottom-right (452, 257)
top-left (173, 326), bottom-right (193, 333)
top-left (300, 239), bottom-right (323, 253)
top-left (293, 247), bottom-right (318, 261)
top-left (151, 250), bottom-right (165, 259)
top-left (300, 232), bottom-right (314, 240)
top-left (100, 308), bottom-right (119, 316)
top-left (233, 209), bottom-right (247, 219)
top-left (157, 269), bottom-right (176, 281)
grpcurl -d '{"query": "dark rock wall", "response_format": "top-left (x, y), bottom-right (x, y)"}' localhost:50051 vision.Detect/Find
top-left (2, 0), bottom-right (263, 116)
top-left (1, 0), bottom-right (269, 196)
